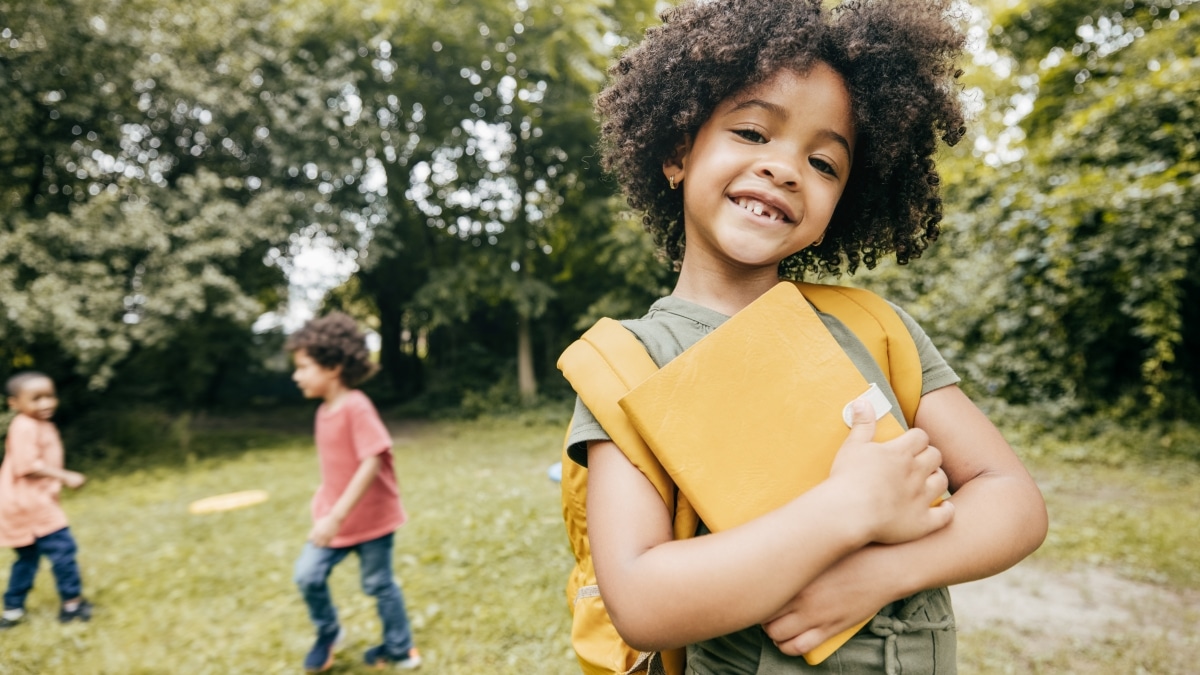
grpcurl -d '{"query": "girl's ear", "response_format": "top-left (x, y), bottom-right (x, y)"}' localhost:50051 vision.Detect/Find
top-left (662, 137), bottom-right (692, 185)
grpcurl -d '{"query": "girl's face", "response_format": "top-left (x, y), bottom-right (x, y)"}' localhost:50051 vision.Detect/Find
top-left (665, 63), bottom-right (855, 276)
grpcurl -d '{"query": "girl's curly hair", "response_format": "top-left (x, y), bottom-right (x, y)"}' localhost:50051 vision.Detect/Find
top-left (596, 0), bottom-right (967, 277)
top-left (285, 312), bottom-right (378, 387)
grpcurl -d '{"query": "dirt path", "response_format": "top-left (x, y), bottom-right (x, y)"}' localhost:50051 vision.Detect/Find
top-left (951, 561), bottom-right (1200, 655)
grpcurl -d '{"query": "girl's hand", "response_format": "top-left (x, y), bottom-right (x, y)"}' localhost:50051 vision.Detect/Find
top-left (829, 400), bottom-right (954, 545)
top-left (761, 547), bottom-right (887, 656)
top-left (61, 470), bottom-right (86, 490)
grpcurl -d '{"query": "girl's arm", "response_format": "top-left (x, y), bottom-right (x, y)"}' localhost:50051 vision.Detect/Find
top-left (308, 454), bottom-right (382, 547)
top-left (588, 403), bottom-right (954, 652)
top-left (763, 384), bottom-right (1048, 655)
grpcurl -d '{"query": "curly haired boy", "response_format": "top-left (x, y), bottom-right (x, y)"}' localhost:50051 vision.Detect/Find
top-left (286, 313), bottom-right (421, 671)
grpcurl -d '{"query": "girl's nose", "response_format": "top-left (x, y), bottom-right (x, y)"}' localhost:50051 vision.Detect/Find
top-left (756, 159), bottom-right (800, 188)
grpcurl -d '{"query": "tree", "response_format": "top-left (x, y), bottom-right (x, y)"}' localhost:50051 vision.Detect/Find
top-left (1, 0), bottom-right (674, 418)
top-left (336, 0), bottom-right (663, 406)
top-left (865, 0), bottom-right (1200, 417)
top-left (0, 0), bottom-right (369, 408)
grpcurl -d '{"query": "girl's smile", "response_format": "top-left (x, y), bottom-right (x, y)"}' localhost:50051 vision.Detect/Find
top-left (730, 193), bottom-right (794, 223)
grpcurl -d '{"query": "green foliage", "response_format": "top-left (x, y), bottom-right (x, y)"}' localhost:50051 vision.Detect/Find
top-left (63, 407), bottom-right (194, 468)
top-left (7, 0), bottom-right (1200, 435)
top-left (0, 0), bottom-right (349, 410)
top-left (334, 0), bottom-right (662, 402)
top-left (864, 0), bottom-right (1200, 423)
top-left (1, 173), bottom-right (291, 393)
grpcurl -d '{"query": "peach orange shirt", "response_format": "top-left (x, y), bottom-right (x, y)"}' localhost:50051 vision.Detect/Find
top-left (311, 390), bottom-right (406, 548)
top-left (0, 414), bottom-right (70, 548)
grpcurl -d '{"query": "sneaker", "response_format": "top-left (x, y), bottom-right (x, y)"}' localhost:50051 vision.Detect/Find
top-left (364, 645), bottom-right (422, 670)
top-left (58, 599), bottom-right (92, 623)
top-left (0, 608), bottom-right (26, 630)
top-left (303, 626), bottom-right (344, 673)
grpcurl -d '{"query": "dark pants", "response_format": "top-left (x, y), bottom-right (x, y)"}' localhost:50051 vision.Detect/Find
top-left (4, 527), bottom-right (83, 611)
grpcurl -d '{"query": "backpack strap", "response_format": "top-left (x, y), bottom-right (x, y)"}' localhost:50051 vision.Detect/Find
top-left (558, 318), bottom-right (692, 675)
top-left (560, 318), bottom-right (700, 541)
top-left (796, 282), bottom-right (923, 426)
top-left (560, 318), bottom-right (673, 505)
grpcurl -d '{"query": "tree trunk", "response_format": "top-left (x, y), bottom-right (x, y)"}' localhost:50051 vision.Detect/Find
top-left (517, 311), bottom-right (537, 404)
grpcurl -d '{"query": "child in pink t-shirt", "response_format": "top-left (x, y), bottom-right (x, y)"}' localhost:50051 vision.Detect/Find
top-left (0, 371), bottom-right (92, 629)
top-left (286, 313), bottom-right (420, 672)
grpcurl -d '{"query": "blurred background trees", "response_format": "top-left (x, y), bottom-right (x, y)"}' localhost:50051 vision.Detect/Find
top-left (2, 0), bottom-right (1198, 457)
top-left (868, 0), bottom-right (1200, 420)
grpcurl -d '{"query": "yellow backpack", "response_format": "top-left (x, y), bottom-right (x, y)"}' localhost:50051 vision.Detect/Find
top-left (556, 282), bottom-right (923, 675)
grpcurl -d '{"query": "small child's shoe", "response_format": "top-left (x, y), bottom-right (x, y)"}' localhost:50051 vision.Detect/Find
top-left (58, 599), bottom-right (92, 623)
top-left (0, 608), bottom-right (26, 630)
top-left (303, 626), bottom-right (344, 673)
top-left (364, 645), bottom-right (421, 670)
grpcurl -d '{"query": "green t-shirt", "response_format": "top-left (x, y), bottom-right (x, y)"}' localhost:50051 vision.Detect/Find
top-left (566, 293), bottom-right (960, 674)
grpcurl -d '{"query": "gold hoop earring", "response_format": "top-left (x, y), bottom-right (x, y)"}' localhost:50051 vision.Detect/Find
top-left (669, 174), bottom-right (679, 190)
top-left (812, 231), bottom-right (826, 247)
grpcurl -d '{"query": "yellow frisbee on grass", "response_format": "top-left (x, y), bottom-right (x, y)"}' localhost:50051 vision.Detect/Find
top-left (188, 489), bottom-right (270, 514)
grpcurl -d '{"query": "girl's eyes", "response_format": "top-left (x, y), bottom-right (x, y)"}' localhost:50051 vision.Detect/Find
top-left (732, 127), bottom-right (841, 178)
top-left (810, 157), bottom-right (837, 177)
top-left (733, 128), bottom-right (766, 143)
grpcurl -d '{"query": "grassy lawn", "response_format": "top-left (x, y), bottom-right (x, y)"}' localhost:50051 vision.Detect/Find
top-left (2, 409), bottom-right (1198, 673)
top-left (1, 411), bottom-right (575, 675)
top-left (957, 454), bottom-right (1200, 675)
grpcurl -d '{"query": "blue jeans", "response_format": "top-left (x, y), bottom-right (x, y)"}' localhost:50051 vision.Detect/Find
top-left (294, 532), bottom-right (413, 655)
top-left (4, 527), bottom-right (83, 611)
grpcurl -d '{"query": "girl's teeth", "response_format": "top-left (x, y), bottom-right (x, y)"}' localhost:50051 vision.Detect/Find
top-left (734, 197), bottom-right (783, 221)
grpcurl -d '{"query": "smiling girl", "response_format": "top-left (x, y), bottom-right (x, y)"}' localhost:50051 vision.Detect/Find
top-left (563, 0), bottom-right (1048, 672)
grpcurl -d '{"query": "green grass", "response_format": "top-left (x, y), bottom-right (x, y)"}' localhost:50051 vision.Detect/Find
top-left (0, 413), bottom-right (575, 674)
top-left (959, 627), bottom-right (1200, 675)
top-left (2, 411), bottom-right (1199, 673)
top-left (954, 453), bottom-right (1200, 674)
top-left (1029, 457), bottom-right (1200, 588)
top-left (950, 446), bottom-right (1200, 672)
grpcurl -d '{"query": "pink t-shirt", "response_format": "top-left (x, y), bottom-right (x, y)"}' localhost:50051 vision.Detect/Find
top-left (311, 390), bottom-right (406, 548)
top-left (0, 414), bottom-right (70, 548)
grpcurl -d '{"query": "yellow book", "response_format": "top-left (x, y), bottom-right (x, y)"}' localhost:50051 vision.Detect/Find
top-left (617, 281), bottom-right (907, 665)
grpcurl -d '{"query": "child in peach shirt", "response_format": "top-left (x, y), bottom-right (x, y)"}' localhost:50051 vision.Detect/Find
top-left (0, 371), bottom-right (92, 629)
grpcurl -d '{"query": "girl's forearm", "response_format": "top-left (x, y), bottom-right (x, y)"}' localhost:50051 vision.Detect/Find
top-left (849, 470), bottom-right (1048, 600)
top-left (875, 385), bottom-right (1049, 596)
top-left (598, 479), bottom-right (871, 651)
